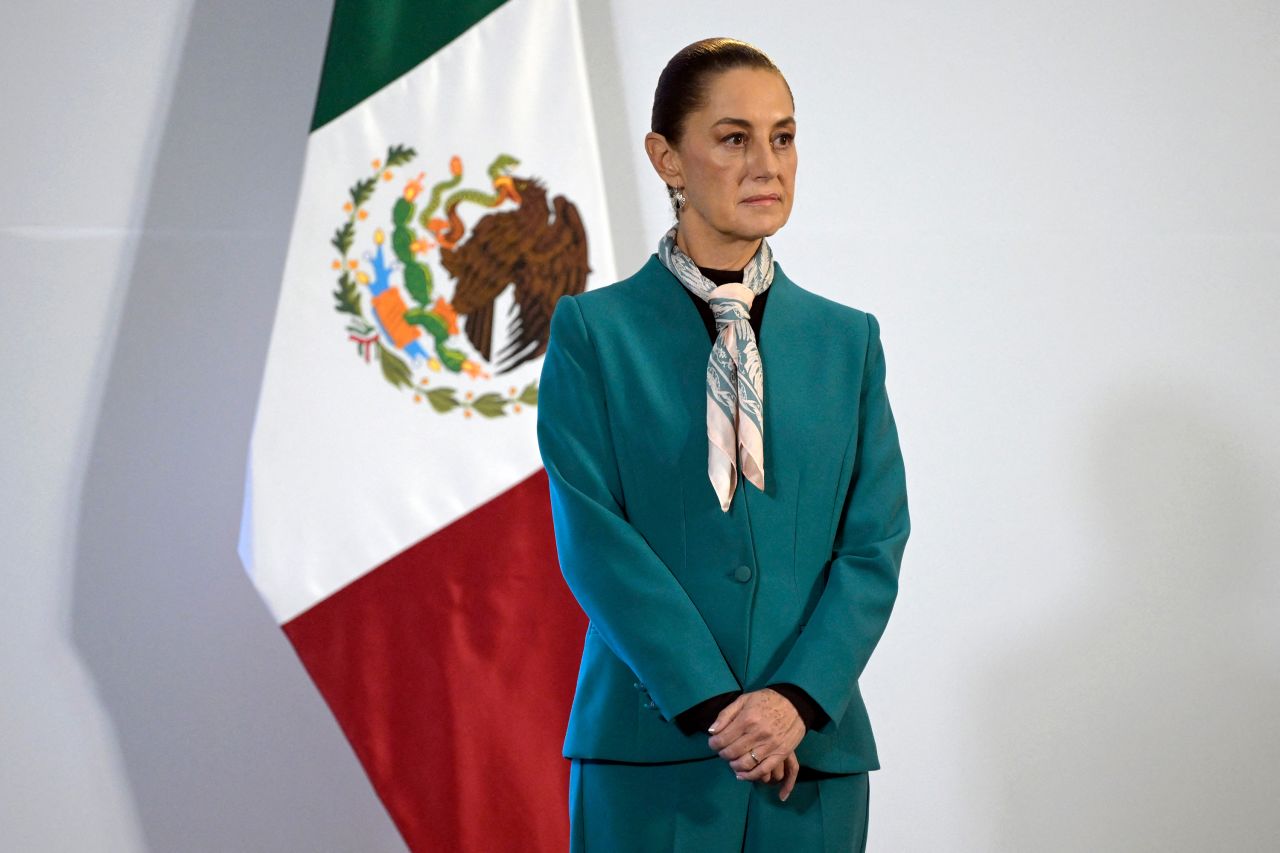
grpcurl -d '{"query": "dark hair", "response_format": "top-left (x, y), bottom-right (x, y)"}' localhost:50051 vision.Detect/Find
top-left (650, 38), bottom-right (793, 211)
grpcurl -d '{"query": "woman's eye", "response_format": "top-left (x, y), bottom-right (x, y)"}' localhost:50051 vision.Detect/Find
top-left (724, 132), bottom-right (747, 146)
top-left (774, 133), bottom-right (795, 147)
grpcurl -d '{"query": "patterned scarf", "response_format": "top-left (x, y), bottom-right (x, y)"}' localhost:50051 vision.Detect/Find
top-left (656, 224), bottom-right (775, 512)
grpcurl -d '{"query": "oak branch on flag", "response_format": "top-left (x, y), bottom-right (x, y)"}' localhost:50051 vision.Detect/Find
top-left (238, 0), bottom-right (616, 849)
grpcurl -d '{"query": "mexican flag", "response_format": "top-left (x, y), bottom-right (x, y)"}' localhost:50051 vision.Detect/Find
top-left (238, 0), bottom-right (614, 849)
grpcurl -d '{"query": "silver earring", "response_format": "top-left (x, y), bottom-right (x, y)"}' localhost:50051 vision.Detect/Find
top-left (672, 186), bottom-right (686, 213)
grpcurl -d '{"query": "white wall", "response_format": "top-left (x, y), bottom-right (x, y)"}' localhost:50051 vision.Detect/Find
top-left (0, 1), bottom-right (405, 850)
top-left (3, 1), bottom-right (1277, 851)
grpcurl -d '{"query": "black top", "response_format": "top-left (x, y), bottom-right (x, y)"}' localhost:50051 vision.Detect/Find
top-left (671, 262), bottom-right (841, 780)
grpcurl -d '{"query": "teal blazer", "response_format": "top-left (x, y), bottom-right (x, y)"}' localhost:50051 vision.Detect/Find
top-left (536, 252), bottom-right (909, 773)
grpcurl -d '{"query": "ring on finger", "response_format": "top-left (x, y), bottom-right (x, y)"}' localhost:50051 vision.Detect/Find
top-left (749, 749), bottom-right (759, 767)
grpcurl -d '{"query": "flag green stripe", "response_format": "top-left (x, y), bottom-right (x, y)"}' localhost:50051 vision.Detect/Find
top-left (311, 0), bottom-right (510, 132)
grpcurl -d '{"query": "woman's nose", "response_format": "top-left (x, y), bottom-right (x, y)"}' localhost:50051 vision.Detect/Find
top-left (746, 136), bottom-right (780, 178)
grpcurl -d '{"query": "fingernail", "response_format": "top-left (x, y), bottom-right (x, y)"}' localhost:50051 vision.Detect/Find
top-left (707, 725), bottom-right (716, 733)
top-left (735, 774), bottom-right (745, 780)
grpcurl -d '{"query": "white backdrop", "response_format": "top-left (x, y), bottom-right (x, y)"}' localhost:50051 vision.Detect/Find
top-left (2, 1), bottom-right (1276, 850)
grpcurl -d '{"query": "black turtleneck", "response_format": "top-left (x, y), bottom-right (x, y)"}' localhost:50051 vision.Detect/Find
top-left (671, 263), bottom-right (837, 779)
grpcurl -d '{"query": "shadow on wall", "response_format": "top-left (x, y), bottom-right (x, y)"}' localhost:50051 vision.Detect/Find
top-left (974, 384), bottom-right (1280, 851)
top-left (68, 1), bottom-right (406, 850)
top-left (574, 0), bottom-right (649, 272)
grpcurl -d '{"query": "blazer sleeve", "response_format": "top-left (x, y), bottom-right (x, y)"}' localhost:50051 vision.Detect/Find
top-left (536, 295), bottom-right (742, 720)
top-left (765, 311), bottom-right (910, 729)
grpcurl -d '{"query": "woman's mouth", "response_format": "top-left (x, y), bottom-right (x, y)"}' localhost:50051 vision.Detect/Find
top-left (741, 194), bottom-right (781, 206)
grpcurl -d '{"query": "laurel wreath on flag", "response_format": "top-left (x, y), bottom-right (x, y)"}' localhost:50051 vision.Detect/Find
top-left (329, 144), bottom-right (539, 418)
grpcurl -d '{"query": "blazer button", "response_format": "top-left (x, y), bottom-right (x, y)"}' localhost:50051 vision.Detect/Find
top-left (734, 564), bottom-right (753, 583)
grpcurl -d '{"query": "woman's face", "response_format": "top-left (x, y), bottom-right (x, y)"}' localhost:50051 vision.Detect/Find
top-left (650, 66), bottom-right (797, 250)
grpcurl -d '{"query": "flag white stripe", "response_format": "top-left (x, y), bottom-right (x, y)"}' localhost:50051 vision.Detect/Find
top-left (240, 0), bottom-right (615, 623)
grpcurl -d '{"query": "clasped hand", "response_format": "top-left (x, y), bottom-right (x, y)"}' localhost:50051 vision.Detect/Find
top-left (705, 687), bottom-right (805, 801)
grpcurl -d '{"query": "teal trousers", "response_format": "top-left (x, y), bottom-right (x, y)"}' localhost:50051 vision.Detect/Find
top-left (568, 756), bottom-right (869, 852)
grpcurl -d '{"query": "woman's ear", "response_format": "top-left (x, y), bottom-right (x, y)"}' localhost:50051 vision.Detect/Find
top-left (644, 131), bottom-right (682, 189)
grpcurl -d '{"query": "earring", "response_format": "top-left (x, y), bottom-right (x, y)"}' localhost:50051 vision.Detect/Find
top-left (672, 186), bottom-right (686, 213)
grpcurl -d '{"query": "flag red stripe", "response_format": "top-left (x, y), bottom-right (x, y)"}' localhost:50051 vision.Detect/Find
top-left (283, 468), bottom-right (584, 851)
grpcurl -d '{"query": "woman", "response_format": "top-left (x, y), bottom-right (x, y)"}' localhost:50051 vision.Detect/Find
top-left (536, 37), bottom-right (909, 852)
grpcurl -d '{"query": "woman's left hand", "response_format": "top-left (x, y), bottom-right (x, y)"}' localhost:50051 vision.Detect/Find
top-left (706, 687), bottom-right (806, 782)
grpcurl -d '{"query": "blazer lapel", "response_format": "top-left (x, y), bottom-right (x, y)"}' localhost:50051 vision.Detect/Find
top-left (638, 252), bottom-right (812, 509)
top-left (753, 261), bottom-right (807, 502)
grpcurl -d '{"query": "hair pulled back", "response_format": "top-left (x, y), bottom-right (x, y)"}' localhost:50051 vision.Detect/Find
top-left (650, 38), bottom-right (793, 212)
